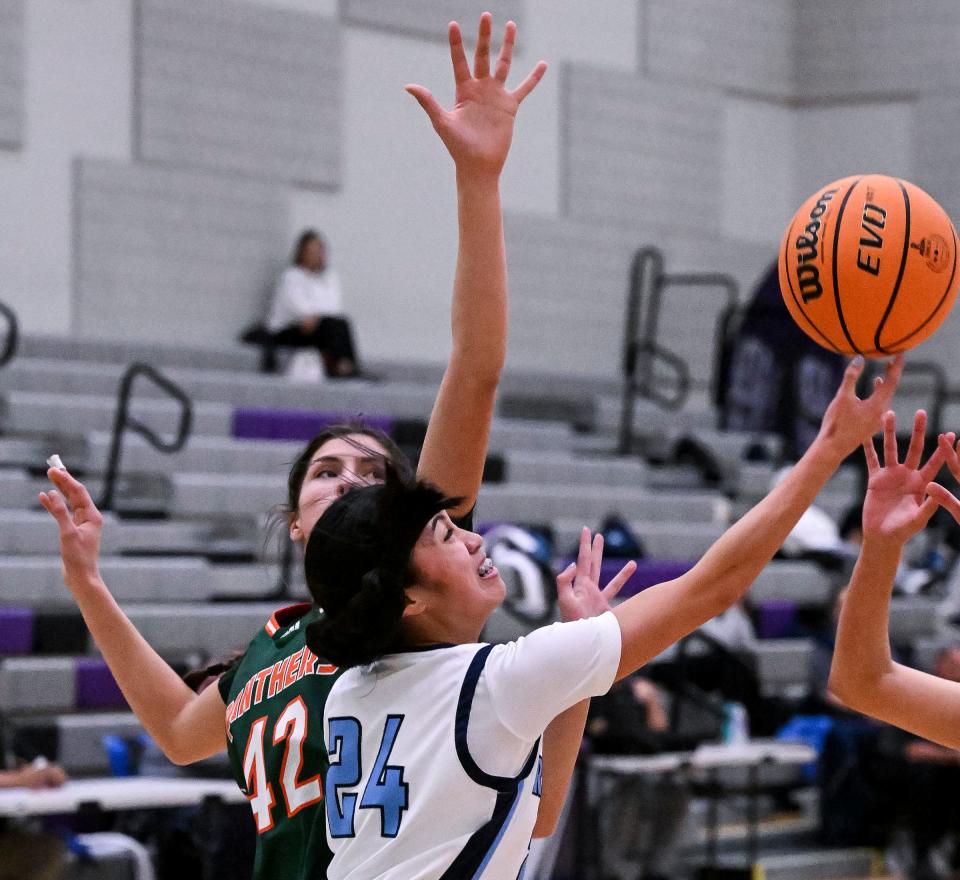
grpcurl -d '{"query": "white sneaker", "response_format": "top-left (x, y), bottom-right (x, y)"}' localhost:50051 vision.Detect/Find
top-left (286, 350), bottom-right (325, 383)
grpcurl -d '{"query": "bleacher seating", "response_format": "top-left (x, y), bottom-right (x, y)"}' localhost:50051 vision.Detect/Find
top-left (0, 331), bottom-right (951, 837)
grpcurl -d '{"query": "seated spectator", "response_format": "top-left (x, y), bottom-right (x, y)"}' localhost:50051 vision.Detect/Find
top-left (0, 747), bottom-right (68, 880)
top-left (587, 675), bottom-right (690, 880)
top-left (264, 230), bottom-right (361, 379)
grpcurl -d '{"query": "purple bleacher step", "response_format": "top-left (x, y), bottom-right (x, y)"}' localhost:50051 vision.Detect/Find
top-left (75, 658), bottom-right (127, 709)
top-left (232, 408), bottom-right (394, 442)
top-left (559, 557), bottom-right (694, 597)
top-left (0, 608), bottom-right (34, 655)
top-left (756, 599), bottom-right (798, 639)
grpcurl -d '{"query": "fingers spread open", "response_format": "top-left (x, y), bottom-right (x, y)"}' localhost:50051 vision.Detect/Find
top-left (473, 12), bottom-right (492, 79)
top-left (863, 437), bottom-right (880, 473)
top-left (590, 532), bottom-right (603, 583)
top-left (576, 526), bottom-right (592, 578)
top-left (882, 410), bottom-right (898, 466)
top-left (872, 354), bottom-right (905, 408)
top-left (840, 355), bottom-right (865, 396)
top-left (38, 490), bottom-right (72, 532)
top-left (903, 409), bottom-right (928, 471)
top-left (405, 85), bottom-right (444, 125)
top-left (512, 60), bottom-right (547, 104)
top-left (47, 467), bottom-right (96, 515)
top-left (927, 482), bottom-right (960, 522)
top-left (494, 20), bottom-right (516, 82)
top-left (939, 432), bottom-right (960, 481)
top-left (919, 443), bottom-right (947, 483)
top-left (914, 492), bottom-right (942, 531)
top-left (448, 21), bottom-right (471, 83)
top-left (602, 560), bottom-right (637, 601)
top-left (555, 562), bottom-right (576, 599)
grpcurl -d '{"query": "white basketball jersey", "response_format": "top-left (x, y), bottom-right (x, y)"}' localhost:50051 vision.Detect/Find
top-left (323, 613), bottom-right (622, 880)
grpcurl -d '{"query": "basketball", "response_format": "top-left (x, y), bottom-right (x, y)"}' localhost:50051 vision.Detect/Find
top-left (778, 174), bottom-right (960, 356)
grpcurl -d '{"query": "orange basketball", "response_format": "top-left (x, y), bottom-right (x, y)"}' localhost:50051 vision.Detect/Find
top-left (778, 174), bottom-right (959, 356)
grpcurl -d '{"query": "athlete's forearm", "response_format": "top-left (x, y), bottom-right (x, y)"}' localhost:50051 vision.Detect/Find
top-left (417, 172), bottom-right (506, 513)
top-left (829, 538), bottom-right (902, 710)
top-left (450, 171), bottom-right (507, 380)
top-left (70, 576), bottom-right (225, 764)
top-left (532, 699), bottom-right (588, 838)
top-left (690, 433), bottom-right (845, 604)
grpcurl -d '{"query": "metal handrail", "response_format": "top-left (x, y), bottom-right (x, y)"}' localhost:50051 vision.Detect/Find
top-left (0, 302), bottom-right (19, 369)
top-left (618, 247), bottom-right (738, 454)
top-left (98, 362), bottom-right (193, 511)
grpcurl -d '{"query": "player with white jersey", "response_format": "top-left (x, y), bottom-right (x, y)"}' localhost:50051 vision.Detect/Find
top-left (304, 355), bottom-right (905, 879)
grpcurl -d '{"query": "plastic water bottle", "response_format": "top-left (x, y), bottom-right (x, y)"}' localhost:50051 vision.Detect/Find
top-left (722, 702), bottom-right (750, 745)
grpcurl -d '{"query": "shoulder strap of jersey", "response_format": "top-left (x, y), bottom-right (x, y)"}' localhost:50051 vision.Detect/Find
top-left (454, 644), bottom-right (540, 792)
top-left (264, 602), bottom-right (313, 636)
top-left (443, 644), bottom-right (540, 880)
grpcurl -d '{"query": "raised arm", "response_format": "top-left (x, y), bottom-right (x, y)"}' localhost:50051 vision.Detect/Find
top-left (39, 468), bottom-right (227, 765)
top-left (533, 529), bottom-right (635, 837)
top-left (829, 412), bottom-right (960, 747)
top-left (612, 355), bottom-right (903, 680)
top-left (410, 14), bottom-right (546, 516)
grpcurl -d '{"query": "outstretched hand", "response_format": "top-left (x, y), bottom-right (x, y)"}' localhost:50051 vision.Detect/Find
top-left (556, 527), bottom-right (636, 623)
top-left (406, 13), bottom-right (547, 178)
top-left (861, 410), bottom-right (947, 544)
top-left (38, 467), bottom-right (105, 591)
top-left (817, 354), bottom-right (904, 461)
top-left (926, 432), bottom-right (960, 524)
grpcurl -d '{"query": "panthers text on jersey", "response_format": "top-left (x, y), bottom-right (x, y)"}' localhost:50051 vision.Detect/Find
top-left (219, 603), bottom-right (339, 880)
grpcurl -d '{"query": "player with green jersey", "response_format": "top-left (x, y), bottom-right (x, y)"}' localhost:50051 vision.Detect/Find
top-left (219, 603), bottom-right (334, 877)
top-left (40, 15), bottom-right (585, 879)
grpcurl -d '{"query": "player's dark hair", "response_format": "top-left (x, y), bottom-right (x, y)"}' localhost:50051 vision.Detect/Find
top-left (292, 228), bottom-right (324, 267)
top-left (304, 468), bottom-right (461, 669)
top-left (283, 424), bottom-right (411, 518)
top-left (264, 424), bottom-right (411, 595)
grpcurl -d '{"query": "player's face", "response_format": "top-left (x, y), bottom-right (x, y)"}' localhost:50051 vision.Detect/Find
top-left (290, 434), bottom-right (391, 543)
top-left (408, 511), bottom-right (506, 634)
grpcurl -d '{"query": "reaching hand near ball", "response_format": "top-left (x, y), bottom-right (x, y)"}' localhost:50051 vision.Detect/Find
top-left (861, 410), bottom-right (946, 545)
top-left (406, 14), bottom-right (546, 178)
top-left (815, 353), bottom-right (904, 462)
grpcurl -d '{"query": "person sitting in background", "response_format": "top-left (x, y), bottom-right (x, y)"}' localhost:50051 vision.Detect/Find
top-left (0, 733), bottom-right (68, 880)
top-left (265, 230), bottom-right (361, 379)
top-left (587, 676), bottom-right (690, 880)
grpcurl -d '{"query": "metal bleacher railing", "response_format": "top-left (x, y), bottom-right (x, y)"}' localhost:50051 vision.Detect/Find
top-left (618, 247), bottom-right (738, 455)
top-left (0, 301), bottom-right (19, 370)
top-left (98, 362), bottom-right (193, 512)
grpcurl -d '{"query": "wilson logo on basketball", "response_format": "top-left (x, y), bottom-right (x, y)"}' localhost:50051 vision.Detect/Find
top-left (911, 235), bottom-right (951, 273)
top-left (793, 187), bottom-right (838, 304)
top-left (780, 173), bottom-right (960, 356)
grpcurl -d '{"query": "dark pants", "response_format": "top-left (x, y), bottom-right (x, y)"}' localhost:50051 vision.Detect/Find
top-left (264, 317), bottom-right (359, 376)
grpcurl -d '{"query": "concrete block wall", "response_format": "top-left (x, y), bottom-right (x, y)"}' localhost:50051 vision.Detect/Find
top-left (3, 0), bottom-right (960, 381)
top-left (137, 0), bottom-right (341, 186)
top-left (341, 0), bottom-right (524, 42)
top-left (0, 0), bottom-right (24, 149)
top-left (643, 0), bottom-right (795, 99)
top-left (75, 158), bottom-right (286, 344)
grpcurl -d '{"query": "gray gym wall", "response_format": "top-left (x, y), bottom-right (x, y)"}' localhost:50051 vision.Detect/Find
top-left (0, 0), bottom-right (958, 382)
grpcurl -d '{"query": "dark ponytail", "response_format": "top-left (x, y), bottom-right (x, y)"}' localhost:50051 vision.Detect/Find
top-left (302, 471), bottom-right (460, 669)
top-left (305, 569), bottom-right (406, 668)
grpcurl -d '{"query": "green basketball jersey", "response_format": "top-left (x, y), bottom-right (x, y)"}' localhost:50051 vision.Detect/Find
top-left (218, 511), bottom-right (472, 879)
top-left (219, 603), bottom-right (339, 880)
